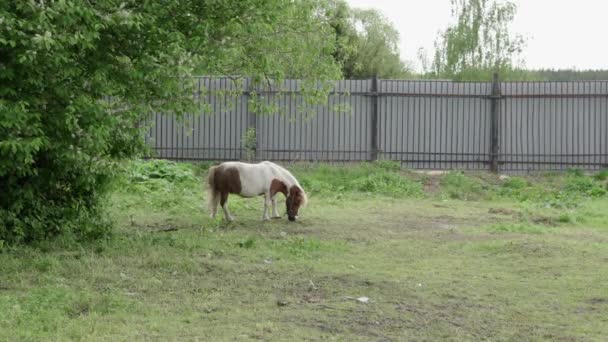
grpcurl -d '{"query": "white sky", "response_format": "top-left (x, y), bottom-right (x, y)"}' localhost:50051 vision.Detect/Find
top-left (346, 0), bottom-right (608, 71)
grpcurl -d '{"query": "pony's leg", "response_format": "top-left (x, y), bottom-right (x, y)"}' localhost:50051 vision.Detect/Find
top-left (271, 196), bottom-right (281, 218)
top-left (220, 192), bottom-right (234, 221)
top-left (210, 193), bottom-right (219, 219)
top-left (262, 193), bottom-right (271, 221)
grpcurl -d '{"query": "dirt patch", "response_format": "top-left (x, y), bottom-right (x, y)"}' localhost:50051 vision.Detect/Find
top-left (301, 293), bottom-right (322, 304)
top-left (503, 241), bottom-right (559, 258)
top-left (586, 298), bottom-right (607, 305)
top-left (129, 220), bottom-right (179, 232)
top-left (489, 208), bottom-right (520, 217)
top-left (289, 307), bottom-right (408, 340)
top-left (530, 216), bottom-right (559, 227)
top-left (430, 229), bottom-right (494, 242)
top-left (576, 298), bottom-right (608, 314)
top-left (423, 175), bottom-right (441, 194)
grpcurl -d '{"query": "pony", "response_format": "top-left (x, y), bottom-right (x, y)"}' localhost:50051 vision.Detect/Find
top-left (207, 161), bottom-right (307, 222)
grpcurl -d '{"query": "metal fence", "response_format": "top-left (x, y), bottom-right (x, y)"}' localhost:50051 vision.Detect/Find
top-left (145, 76), bottom-right (608, 172)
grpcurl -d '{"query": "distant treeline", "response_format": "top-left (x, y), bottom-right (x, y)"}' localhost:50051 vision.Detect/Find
top-left (523, 69), bottom-right (608, 81)
top-left (417, 68), bottom-right (608, 82)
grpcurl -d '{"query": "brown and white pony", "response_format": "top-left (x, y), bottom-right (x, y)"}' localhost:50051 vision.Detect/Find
top-left (207, 161), bottom-right (307, 221)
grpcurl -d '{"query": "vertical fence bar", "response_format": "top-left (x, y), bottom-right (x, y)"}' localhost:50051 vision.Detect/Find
top-left (370, 75), bottom-right (379, 161)
top-left (490, 73), bottom-right (501, 173)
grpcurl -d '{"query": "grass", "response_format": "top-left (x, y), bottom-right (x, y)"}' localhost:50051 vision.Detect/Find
top-left (1, 160), bottom-right (607, 340)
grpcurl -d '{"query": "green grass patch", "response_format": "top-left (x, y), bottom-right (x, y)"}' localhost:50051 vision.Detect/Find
top-left (487, 222), bottom-right (548, 235)
top-left (294, 161), bottom-right (424, 197)
top-left (439, 171), bottom-right (488, 200)
top-left (1, 160), bottom-right (608, 340)
top-left (593, 169), bottom-right (608, 181)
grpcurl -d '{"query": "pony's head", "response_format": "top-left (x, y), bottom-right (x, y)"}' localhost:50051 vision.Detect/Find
top-left (286, 185), bottom-right (307, 221)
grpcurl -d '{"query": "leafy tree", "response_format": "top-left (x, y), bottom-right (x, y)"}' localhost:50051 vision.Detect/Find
top-left (325, 0), bottom-right (358, 77)
top-left (325, 0), bottom-right (411, 79)
top-left (0, 0), bottom-right (340, 244)
top-left (424, 0), bottom-right (525, 80)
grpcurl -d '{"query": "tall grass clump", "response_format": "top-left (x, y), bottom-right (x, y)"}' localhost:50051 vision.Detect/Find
top-left (439, 171), bottom-right (487, 200)
top-left (496, 171), bottom-right (606, 209)
top-left (114, 160), bottom-right (201, 210)
top-left (593, 169), bottom-right (608, 181)
top-left (125, 160), bottom-right (198, 184)
top-left (297, 161), bottom-right (423, 197)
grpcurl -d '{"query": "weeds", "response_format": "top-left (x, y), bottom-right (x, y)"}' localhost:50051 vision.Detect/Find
top-left (125, 159), bottom-right (197, 184)
top-left (440, 171), bottom-right (487, 200)
top-left (494, 172), bottom-right (607, 209)
top-left (593, 169), bottom-right (608, 181)
top-left (237, 237), bottom-right (256, 249)
top-left (296, 161), bottom-right (423, 197)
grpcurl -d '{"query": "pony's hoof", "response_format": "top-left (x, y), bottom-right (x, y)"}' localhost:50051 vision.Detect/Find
top-left (271, 216), bottom-right (282, 219)
top-left (262, 217), bottom-right (271, 221)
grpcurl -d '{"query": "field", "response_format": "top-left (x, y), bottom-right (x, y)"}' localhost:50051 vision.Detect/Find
top-left (1, 161), bottom-right (608, 341)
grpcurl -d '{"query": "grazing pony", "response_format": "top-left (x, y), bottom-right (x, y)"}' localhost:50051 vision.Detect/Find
top-left (207, 161), bottom-right (307, 221)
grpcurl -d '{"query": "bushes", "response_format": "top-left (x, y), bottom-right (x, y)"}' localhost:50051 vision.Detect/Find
top-left (0, 1), bottom-right (340, 245)
top-left (0, 149), bottom-right (116, 244)
top-left (0, 2), bottom-right (183, 245)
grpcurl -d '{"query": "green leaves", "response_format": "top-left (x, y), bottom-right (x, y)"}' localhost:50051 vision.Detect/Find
top-left (325, 1), bottom-right (411, 79)
top-left (0, 1), bottom-right (341, 244)
top-left (425, 0), bottom-right (526, 80)
top-left (31, 31), bottom-right (55, 50)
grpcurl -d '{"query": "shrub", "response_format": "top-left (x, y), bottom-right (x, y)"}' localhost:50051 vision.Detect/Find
top-left (0, 2), bottom-right (193, 244)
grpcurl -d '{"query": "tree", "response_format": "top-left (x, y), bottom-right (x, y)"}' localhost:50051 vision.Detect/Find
top-left (325, 0), bottom-right (411, 79)
top-left (0, 0), bottom-right (340, 244)
top-left (424, 0), bottom-right (525, 80)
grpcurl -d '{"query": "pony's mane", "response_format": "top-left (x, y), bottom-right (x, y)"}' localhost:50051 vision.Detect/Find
top-left (263, 161), bottom-right (299, 186)
top-left (295, 185), bottom-right (308, 207)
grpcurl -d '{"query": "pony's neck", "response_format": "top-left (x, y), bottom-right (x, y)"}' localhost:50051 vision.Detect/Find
top-left (270, 164), bottom-right (300, 189)
top-left (278, 173), bottom-right (299, 189)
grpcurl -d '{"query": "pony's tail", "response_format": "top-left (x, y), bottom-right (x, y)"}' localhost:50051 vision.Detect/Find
top-left (207, 166), bottom-right (221, 216)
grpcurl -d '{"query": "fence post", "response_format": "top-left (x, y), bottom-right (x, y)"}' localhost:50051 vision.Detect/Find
top-left (370, 75), bottom-right (379, 161)
top-left (490, 72), bottom-right (501, 173)
top-left (245, 78), bottom-right (258, 162)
